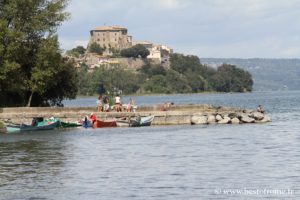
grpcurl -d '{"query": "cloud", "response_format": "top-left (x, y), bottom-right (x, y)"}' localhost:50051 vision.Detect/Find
top-left (157, 0), bottom-right (180, 9)
top-left (58, 0), bottom-right (300, 58)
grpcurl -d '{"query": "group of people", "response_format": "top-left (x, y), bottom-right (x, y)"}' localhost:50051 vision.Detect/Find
top-left (96, 95), bottom-right (135, 112)
top-left (97, 95), bottom-right (110, 112)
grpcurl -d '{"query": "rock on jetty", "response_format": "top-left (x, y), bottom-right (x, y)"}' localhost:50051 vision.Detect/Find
top-left (190, 111), bottom-right (271, 125)
top-left (0, 104), bottom-right (271, 126)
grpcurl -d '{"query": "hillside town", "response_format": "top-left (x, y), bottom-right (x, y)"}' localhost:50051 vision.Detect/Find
top-left (66, 25), bottom-right (173, 70)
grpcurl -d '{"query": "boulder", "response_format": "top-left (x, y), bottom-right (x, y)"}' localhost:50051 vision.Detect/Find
top-left (207, 115), bottom-right (216, 124)
top-left (231, 117), bottom-right (240, 124)
top-left (191, 115), bottom-right (208, 125)
top-left (218, 116), bottom-right (231, 124)
top-left (256, 115), bottom-right (272, 123)
top-left (240, 114), bottom-right (255, 123)
top-left (251, 112), bottom-right (264, 120)
top-left (215, 114), bottom-right (223, 121)
top-left (228, 113), bottom-right (238, 118)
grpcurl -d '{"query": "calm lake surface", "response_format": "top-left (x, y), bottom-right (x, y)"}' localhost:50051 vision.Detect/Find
top-left (1, 91), bottom-right (300, 200)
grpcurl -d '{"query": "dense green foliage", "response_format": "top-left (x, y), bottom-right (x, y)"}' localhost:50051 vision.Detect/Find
top-left (210, 64), bottom-right (253, 92)
top-left (77, 53), bottom-right (253, 95)
top-left (77, 65), bottom-right (142, 95)
top-left (120, 44), bottom-right (150, 58)
top-left (66, 46), bottom-right (86, 58)
top-left (0, 0), bottom-right (77, 107)
top-left (88, 42), bottom-right (104, 55)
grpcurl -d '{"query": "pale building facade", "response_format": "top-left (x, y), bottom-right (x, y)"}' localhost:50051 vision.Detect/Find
top-left (133, 41), bottom-right (173, 62)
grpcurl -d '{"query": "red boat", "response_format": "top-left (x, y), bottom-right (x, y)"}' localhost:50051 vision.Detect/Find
top-left (93, 119), bottom-right (117, 128)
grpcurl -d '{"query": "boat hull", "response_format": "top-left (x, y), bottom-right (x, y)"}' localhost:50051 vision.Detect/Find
top-left (60, 121), bottom-right (82, 128)
top-left (116, 116), bottom-right (154, 127)
top-left (6, 121), bottom-right (60, 133)
top-left (93, 120), bottom-right (117, 128)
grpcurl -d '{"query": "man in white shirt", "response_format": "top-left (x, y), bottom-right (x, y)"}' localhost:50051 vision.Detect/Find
top-left (115, 95), bottom-right (122, 112)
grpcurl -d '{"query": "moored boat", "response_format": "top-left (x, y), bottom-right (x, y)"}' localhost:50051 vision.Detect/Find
top-left (131, 115), bottom-right (155, 127)
top-left (116, 120), bottom-right (130, 127)
top-left (116, 115), bottom-right (155, 127)
top-left (60, 121), bottom-right (82, 128)
top-left (93, 119), bottom-right (117, 128)
top-left (6, 120), bottom-right (60, 133)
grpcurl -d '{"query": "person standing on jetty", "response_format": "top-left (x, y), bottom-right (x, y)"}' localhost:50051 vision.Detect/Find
top-left (127, 98), bottom-right (134, 112)
top-left (103, 95), bottom-right (110, 112)
top-left (96, 95), bottom-right (102, 112)
top-left (115, 94), bottom-right (122, 112)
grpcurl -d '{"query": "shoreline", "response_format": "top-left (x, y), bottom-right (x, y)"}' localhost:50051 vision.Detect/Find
top-left (76, 91), bottom-right (247, 98)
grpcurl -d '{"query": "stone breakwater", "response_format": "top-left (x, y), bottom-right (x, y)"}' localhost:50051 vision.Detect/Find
top-left (0, 104), bottom-right (271, 127)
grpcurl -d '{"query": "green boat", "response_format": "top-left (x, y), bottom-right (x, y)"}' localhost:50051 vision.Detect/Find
top-left (60, 121), bottom-right (82, 128)
top-left (6, 120), bottom-right (60, 133)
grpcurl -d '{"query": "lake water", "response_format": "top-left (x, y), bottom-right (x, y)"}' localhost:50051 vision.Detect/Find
top-left (1, 91), bottom-right (300, 200)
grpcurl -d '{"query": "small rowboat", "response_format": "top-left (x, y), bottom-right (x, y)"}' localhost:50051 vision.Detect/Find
top-left (116, 115), bottom-right (155, 127)
top-left (93, 119), bottom-right (117, 128)
top-left (6, 120), bottom-right (60, 133)
top-left (60, 121), bottom-right (82, 128)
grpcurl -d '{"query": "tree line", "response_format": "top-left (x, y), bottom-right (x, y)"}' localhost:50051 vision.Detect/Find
top-left (77, 53), bottom-right (253, 96)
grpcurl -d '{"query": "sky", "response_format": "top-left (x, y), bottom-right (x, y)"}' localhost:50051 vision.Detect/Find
top-left (58, 0), bottom-right (300, 58)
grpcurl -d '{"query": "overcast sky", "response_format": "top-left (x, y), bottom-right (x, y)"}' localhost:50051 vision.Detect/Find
top-left (58, 0), bottom-right (300, 58)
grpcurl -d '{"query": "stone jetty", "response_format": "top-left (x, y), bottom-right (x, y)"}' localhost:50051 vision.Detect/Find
top-left (0, 104), bottom-right (271, 127)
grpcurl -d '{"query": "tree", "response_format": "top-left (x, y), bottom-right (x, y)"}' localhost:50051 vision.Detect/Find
top-left (165, 70), bottom-right (192, 93)
top-left (170, 53), bottom-right (201, 74)
top-left (212, 64), bottom-right (253, 92)
top-left (139, 63), bottom-right (166, 78)
top-left (89, 42), bottom-right (104, 55)
top-left (66, 45), bottom-right (86, 58)
top-left (0, 0), bottom-right (78, 107)
top-left (120, 44), bottom-right (150, 58)
top-left (142, 75), bottom-right (170, 93)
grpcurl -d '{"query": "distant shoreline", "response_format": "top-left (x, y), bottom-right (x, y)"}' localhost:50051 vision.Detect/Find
top-left (75, 91), bottom-right (249, 98)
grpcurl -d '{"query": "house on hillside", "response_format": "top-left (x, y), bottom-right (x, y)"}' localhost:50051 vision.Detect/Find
top-left (133, 41), bottom-right (173, 66)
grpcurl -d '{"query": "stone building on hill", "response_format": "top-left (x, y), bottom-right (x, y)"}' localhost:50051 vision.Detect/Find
top-left (84, 25), bottom-right (173, 69)
top-left (88, 26), bottom-right (132, 55)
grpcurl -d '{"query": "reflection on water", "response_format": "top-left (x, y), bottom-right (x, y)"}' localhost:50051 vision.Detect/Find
top-left (1, 91), bottom-right (300, 199)
top-left (0, 134), bottom-right (67, 196)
